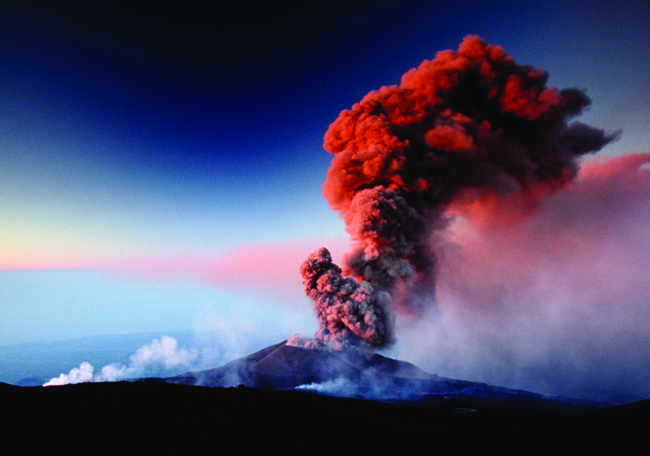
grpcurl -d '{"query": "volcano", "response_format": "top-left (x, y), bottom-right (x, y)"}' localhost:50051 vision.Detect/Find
top-left (162, 340), bottom-right (595, 408)
top-left (165, 340), bottom-right (443, 391)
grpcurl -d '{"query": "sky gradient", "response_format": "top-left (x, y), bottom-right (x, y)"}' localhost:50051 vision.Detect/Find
top-left (1, 1), bottom-right (649, 399)
top-left (2, 1), bottom-right (648, 270)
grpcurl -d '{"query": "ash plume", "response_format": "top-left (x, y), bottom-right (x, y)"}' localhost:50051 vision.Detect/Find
top-left (300, 35), bottom-right (617, 350)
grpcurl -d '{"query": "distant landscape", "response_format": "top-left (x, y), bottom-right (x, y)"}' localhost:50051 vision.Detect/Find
top-left (0, 331), bottom-right (208, 386)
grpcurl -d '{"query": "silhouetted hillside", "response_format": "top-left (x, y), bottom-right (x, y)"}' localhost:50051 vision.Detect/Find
top-left (3, 380), bottom-right (646, 452)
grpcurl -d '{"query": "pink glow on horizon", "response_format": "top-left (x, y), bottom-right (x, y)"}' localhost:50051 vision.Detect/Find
top-left (105, 237), bottom-right (350, 303)
top-left (0, 252), bottom-right (124, 271)
top-left (205, 238), bottom-right (349, 301)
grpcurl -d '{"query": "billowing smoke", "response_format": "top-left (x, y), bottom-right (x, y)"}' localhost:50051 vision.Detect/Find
top-left (43, 336), bottom-right (198, 386)
top-left (300, 35), bottom-right (617, 350)
top-left (400, 153), bottom-right (650, 401)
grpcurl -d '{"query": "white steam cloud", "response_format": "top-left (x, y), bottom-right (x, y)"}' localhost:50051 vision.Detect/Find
top-left (43, 336), bottom-right (198, 386)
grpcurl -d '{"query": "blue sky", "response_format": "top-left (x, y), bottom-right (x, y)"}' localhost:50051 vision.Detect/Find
top-left (1, 1), bottom-right (649, 399)
top-left (1, 1), bottom-right (647, 272)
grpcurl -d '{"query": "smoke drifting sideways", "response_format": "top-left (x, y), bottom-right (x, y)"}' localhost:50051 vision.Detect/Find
top-left (402, 153), bottom-right (650, 402)
top-left (43, 336), bottom-right (198, 386)
top-left (299, 35), bottom-right (618, 350)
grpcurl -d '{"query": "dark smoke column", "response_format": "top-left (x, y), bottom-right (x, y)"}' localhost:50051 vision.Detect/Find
top-left (301, 35), bottom-right (617, 350)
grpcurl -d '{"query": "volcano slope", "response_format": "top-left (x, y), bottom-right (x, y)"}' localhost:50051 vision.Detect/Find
top-left (165, 340), bottom-right (601, 410)
top-left (165, 340), bottom-right (445, 393)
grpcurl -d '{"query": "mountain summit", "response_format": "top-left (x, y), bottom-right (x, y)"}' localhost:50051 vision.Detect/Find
top-left (165, 340), bottom-right (447, 391)
top-left (163, 340), bottom-right (615, 411)
top-left (166, 340), bottom-right (564, 406)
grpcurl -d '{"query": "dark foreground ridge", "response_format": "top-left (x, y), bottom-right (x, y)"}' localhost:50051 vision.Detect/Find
top-left (3, 341), bottom-right (647, 450)
top-left (3, 380), bottom-right (647, 451)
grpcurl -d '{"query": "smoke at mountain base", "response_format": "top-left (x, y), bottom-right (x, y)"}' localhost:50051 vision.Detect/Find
top-left (43, 336), bottom-right (198, 386)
